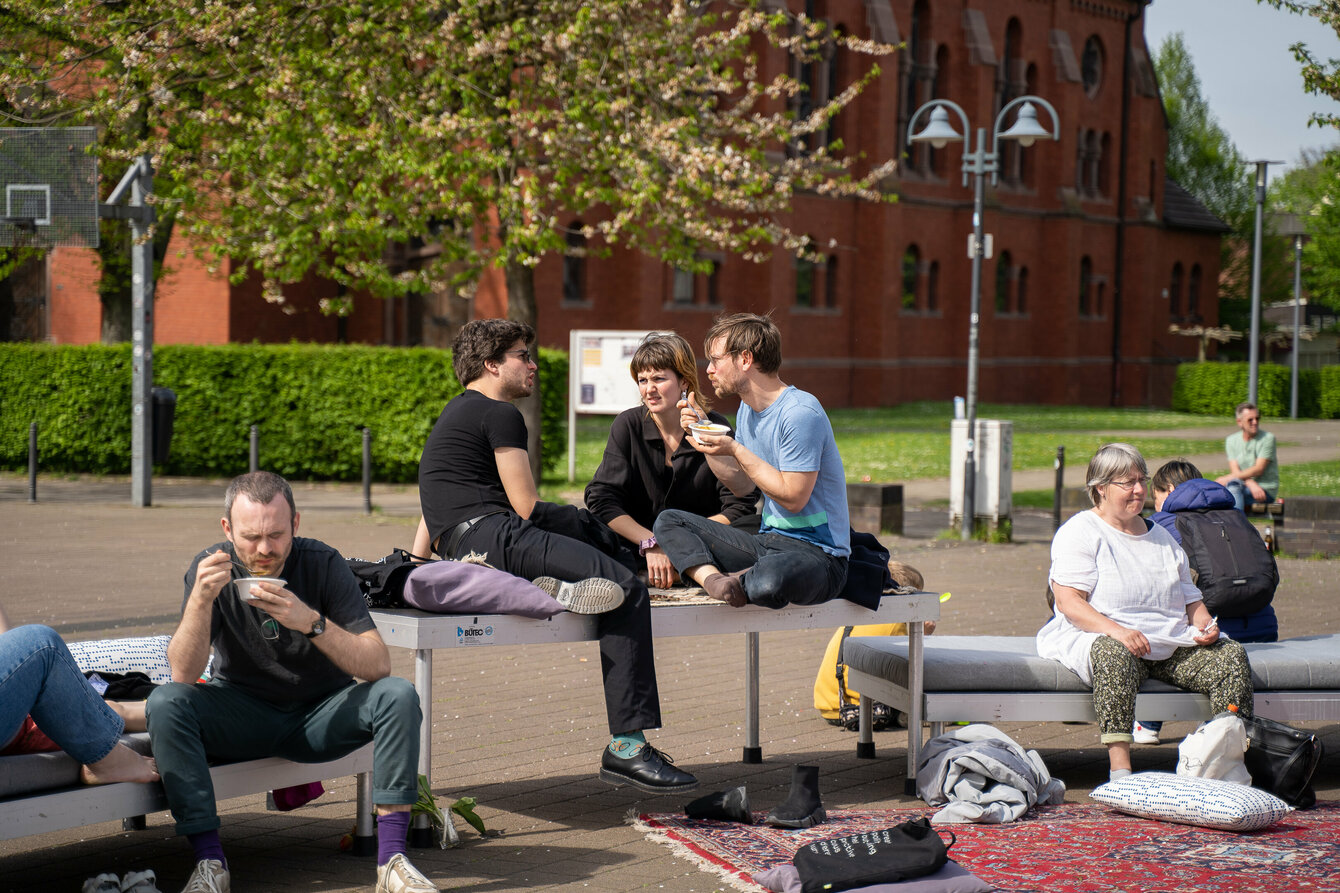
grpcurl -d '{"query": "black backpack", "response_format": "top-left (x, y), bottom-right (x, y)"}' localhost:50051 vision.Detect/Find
top-left (1174, 508), bottom-right (1279, 618)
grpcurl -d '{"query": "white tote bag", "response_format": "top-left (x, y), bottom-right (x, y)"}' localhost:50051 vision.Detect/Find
top-left (1176, 712), bottom-right (1251, 785)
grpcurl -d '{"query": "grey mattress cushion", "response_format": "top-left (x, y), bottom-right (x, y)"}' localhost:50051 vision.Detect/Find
top-left (0, 732), bottom-right (152, 800)
top-left (841, 634), bottom-right (1340, 694)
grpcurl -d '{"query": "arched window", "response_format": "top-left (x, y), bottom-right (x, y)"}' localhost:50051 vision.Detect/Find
top-left (1188, 263), bottom-right (1202, 321)
top-left (824, 253), bottom-right (839, 309)
top-left (1016, 266), bottom-right (1029, 314)
top-left (902, 244), bottom-right (921, 309)
top-left (563, 225), bottom-right (586, 304)
top-left (817, 26), bottom-right (844, 154)
top-left (1075, 129), bottom-right (1088, 193)
top-left (1098, 133), bottom-right (1112, 197)
top-left (995, 251), bottom-right (1012, 313)
top-left (902, 1), bottom-right (934, 174)
top-left (795, 254), bottom-right (816, 308)
top-left (926, 260), bottom-right (939, 311)
top-left (929, 45), bottom-right (949, 177)
top-left (1082, 36), bottom-right (1103, 98)
top-left (1086, 131), bottom-right (1102, 197)
top-left (1079, 256), bottom-right (1093, 316)
top-left (997, 19), bottom-right (1024, 185)
top-left (1169, 262), bottom-right (1184, 318)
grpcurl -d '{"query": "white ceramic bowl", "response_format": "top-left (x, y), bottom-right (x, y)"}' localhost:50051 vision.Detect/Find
top-left (234, 577), bottom-right (286, 603)
top-left (689, 422), bottom-right (730, 444)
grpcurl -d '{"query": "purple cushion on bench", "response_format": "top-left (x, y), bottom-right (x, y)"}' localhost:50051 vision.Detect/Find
top-left (402, 561), bottom-right (565, 619)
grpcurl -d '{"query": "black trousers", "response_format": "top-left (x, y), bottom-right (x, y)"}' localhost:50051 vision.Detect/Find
top-left (451, 510), bottom-right (661, 735)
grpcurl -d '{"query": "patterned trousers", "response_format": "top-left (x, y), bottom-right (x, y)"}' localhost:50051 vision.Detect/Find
top-left (1089, 636), bottom-right (1253, 744)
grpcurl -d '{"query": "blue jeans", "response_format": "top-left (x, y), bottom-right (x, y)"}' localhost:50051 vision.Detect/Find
top-left (653, 510), bottom-right (848, 609)
top-left (1224, 479), bottom-right (1274, 513)
top-left (146, 676), bottom-right (420, 835)
top-left (0, 625), bottom-right (123, 763)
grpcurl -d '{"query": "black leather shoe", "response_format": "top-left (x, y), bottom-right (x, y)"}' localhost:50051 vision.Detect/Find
top-left (600, 744), bottom-right (699, 794)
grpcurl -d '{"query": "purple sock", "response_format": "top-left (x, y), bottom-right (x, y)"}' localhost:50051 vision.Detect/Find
top-left (377, 811), bottom-right (411, 866)
top-left (187, 829), bottom-right (226, 867)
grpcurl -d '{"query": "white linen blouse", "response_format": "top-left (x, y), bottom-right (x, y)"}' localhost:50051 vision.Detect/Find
top-left (1036, 509), bottom-right (1205, 685)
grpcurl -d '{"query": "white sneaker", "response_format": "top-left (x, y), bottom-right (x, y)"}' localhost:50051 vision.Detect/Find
top-left (376, 853), bottom-right (438, 893)
top-left (533, 577), bottom-right (625, 614)
top-left (179, 860), bottom-right (229, 893)
top-left (82, 874), bottom-right (119, 893)
top-left (1132, 721), bottom-right (1160, 745)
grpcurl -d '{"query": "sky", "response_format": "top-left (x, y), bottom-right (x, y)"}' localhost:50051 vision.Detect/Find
top-left (1143, 0), bottom-right (1340, 180)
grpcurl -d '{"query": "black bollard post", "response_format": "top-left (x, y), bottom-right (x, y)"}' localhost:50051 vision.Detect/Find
top-left (1052, 445), bottom-right (1065, 532)
top-left (362, 427), bottom-right (372, 515)
top-left (249, 425), bottom-right (259, 473)
top-left (28, 422), bottom-right (37, 503)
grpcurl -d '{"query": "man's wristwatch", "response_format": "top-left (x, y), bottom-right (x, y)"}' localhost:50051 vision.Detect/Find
top-left (639, 535), bottom-right (657, 557)
top-left (305, 614), bottom-right (326, 639)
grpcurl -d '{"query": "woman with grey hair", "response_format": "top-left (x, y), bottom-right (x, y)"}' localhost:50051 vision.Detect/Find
top-left (1036, 443), bottom-right (1253, 780)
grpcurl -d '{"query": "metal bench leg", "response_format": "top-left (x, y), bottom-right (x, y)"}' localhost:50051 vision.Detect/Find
top-left (122, 815), bottom-right (147, 831)
top-left (905, 621), bottom-right (925, 795)
top-left (856, 697), bottom-right (875, 759)
top-left (743, 632), bottom-right (762, 763)
top-left (410, 647), bottom-right (435, 848)
top-left (351, 770), bottom-right (376, 856)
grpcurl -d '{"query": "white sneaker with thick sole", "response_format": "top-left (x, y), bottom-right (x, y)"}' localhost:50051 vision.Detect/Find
top-left (179, 860), bottom-right (229, 893)
top-left (1132, 721), bottom-right (1161, 745)
top-left (376, 853), bottom-right (438, 893)
top-left (533, 576), bottom-right (625, 614)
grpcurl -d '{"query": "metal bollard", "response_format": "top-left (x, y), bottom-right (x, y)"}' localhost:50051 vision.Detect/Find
top-left (28, 422), bottom-right (37, 503)
top-left (1052, 445), bottom-right (1065, 532)
top-left (361, 427), bottom-right (372, 515)
top-left (249, 425), bottom-right (259, 473)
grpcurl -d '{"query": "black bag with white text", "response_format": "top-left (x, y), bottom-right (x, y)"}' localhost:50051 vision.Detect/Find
top-left (346, 549), bottom-right (434, 609)
top-left (793, 817), bottom-right (954, 893)
top-left (1174, 508), bottom-right (1278, 617)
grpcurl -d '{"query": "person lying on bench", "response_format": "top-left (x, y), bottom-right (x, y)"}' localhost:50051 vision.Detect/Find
top-left (148, 472), bottom-right (434, 893)
top-left (1035, 443), bottom-right (1255, 782)
top-left (0, 602), bottom-right (159, 785)
top-left (654, 312), bottom-right (851, 609)
top-left (583, 331), bottom-right (760, 590)
top-left (414, 319), bottom-right (698, 796)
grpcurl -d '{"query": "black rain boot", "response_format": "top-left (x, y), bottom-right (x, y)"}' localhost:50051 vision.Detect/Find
top-left (684, 785), bottom-right (753, 823)
top-left (765, 764), bottom-right (826, 829)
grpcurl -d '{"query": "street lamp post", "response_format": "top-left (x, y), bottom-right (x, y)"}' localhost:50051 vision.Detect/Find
top-left (1247, 160), bottom-right (1284, 405)
top-left (909, 96), bottom-right (1060, 540)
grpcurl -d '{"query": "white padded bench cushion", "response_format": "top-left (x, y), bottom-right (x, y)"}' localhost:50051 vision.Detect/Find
top-left (840, 634), bottom-right (1340, 693)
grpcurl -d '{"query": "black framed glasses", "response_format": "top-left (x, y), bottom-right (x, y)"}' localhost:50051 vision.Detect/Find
top-left (505, 348), bottom-right (532, 364)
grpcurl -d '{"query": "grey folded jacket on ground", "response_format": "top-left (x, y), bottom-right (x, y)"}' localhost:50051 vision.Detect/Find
top-left (915, 724), bottom-right (1066, 824)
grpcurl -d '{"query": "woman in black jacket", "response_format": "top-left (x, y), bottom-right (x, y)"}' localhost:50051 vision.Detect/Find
top-left (584, 332), bottom-right (760, 588)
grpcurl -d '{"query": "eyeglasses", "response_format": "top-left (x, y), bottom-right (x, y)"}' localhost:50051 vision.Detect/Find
top-left (505, 348), bottom-right (532, 365)
top-left (1107, 476), bottom-right (1149, 492)
top-left (261, 615), bottom-right (281, 640)
top-left (706, 351), bottom-right (735, 365)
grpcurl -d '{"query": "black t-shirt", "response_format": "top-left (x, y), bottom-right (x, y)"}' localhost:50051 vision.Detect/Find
top-left (418, 389), bottom-right (529, 550)
top-left (584, 407), bottom-right (759, 531)
top-left (182, 537), bottom-right (375, 706)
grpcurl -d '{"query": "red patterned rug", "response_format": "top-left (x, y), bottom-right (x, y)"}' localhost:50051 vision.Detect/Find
top-left (631, 802), bottom-right (1340, 892)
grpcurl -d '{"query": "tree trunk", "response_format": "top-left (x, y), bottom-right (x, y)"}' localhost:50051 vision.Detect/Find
top-left (505, 258), bottom-right (544, 485)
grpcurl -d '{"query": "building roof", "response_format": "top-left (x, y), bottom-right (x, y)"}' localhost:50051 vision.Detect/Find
top-left (1164, 176), bottom-right (1232, 233)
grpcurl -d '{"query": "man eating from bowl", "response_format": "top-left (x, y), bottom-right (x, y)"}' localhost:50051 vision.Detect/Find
top-left (146, 471), bottom-right (434, 893)
top-left (654, 312), bottom-right (851, 609)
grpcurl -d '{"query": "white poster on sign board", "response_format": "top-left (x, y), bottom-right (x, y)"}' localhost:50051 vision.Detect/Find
top-left (567, 329), bottom-right (654, 481)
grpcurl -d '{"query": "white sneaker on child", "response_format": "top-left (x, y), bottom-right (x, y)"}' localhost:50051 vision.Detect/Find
top-left (1132, 721), bottom-right (1160, 745)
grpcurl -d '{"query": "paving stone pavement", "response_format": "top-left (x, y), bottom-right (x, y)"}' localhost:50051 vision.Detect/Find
top-left (0, 457), bottom-right (1336, 892)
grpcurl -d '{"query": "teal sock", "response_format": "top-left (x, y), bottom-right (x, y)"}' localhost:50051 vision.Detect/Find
top-left (608, 731), bottom-right (647, 757)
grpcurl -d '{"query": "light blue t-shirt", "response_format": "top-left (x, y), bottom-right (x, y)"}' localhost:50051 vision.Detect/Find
top-left (736, 386), bottom-right (850, 557)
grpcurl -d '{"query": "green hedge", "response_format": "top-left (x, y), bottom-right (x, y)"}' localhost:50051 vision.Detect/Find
top-left (0, 343), bottom-right (569, 481)
top-left (1172, 362), bottom-right (1333, 418)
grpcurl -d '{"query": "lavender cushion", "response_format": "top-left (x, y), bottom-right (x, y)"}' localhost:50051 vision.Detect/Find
top-left (403, 561), bottom-right (564, 619)
top-left (753, 860), bottom-right (994, 893)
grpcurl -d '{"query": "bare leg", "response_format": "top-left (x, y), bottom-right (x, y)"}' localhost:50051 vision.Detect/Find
top-left (1106, 740), bottom-right (1132, 773)
top-left (80, 742), bottom-right (159, 785)
top-left (108, 700), bottom-right (147, 733)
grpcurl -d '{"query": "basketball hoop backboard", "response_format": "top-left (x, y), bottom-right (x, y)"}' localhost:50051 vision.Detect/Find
top-left (0, 127), bottom-right (98, 248)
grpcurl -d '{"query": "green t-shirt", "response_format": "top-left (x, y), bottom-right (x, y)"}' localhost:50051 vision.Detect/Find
top-left (1225, 430), bottom-right (1278, 496)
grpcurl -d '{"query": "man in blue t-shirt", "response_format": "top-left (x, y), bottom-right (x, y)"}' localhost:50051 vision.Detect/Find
top-left (655, 313), bottom-right (850, 609)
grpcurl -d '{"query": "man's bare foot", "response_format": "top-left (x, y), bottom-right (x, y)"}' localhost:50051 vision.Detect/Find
top-left (702, 572), bottom-right (748, 608)
top-left (80, 743), bottom-right (160, 785)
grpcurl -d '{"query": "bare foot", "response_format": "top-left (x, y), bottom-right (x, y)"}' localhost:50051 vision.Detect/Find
top-left (80, 743), bottom-right (160, 785)
top-left (703, 572), bottom-right (748, 608)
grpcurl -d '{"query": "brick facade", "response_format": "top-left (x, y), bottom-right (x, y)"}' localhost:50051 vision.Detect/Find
top-left (35, 0), bottom-right (1222, 409)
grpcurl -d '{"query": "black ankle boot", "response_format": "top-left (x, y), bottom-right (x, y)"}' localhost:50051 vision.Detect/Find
top-left (765, 764), bottom-right (825, 828)
top-left (684, 785), bottom-right (753, 823)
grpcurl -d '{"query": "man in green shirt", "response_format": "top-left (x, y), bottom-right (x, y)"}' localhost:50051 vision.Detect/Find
top-left (1215, 402), bottom-right (1278, 512)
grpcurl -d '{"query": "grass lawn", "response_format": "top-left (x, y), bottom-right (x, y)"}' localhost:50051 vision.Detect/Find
top-left (540, 401), bottom-right (1236, 498)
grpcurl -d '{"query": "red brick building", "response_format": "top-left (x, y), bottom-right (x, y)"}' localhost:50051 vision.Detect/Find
top-left (24, 0), bottom-right (1224, 408)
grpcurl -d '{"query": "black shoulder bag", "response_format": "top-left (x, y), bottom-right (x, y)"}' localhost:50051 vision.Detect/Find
top-left (346, 549), bottom-right (435, 609)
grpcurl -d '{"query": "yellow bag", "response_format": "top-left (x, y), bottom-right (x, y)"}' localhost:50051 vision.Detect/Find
top-left (813, 623), bottom-right (908, 723)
